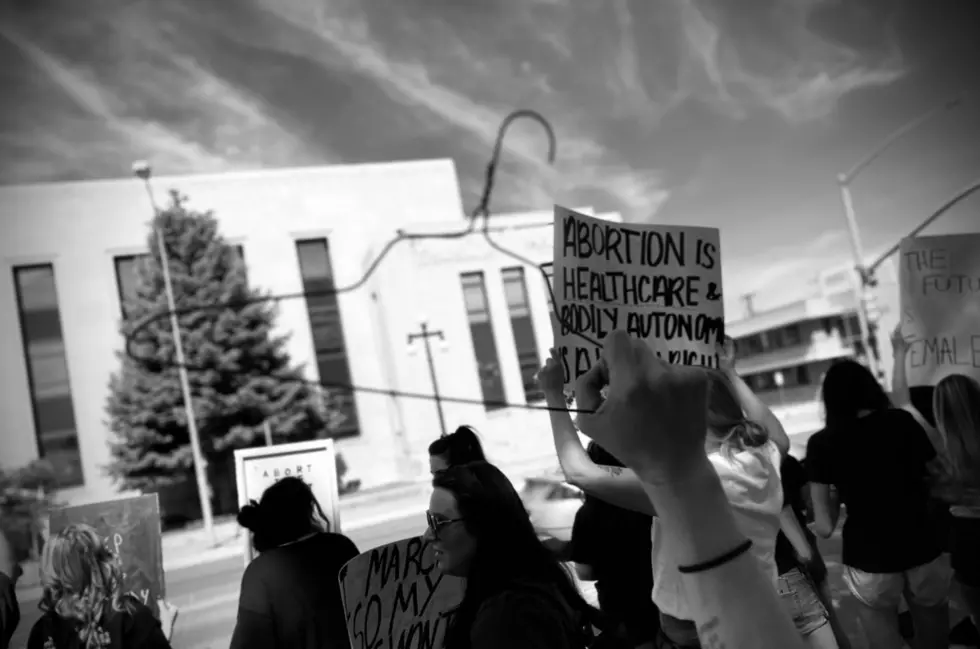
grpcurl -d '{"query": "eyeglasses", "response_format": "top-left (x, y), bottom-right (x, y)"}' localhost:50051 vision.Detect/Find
top-left (426, 511), bottom-right (463, 538)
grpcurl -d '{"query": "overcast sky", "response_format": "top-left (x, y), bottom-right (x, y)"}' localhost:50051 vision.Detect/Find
top-left (1, 0), bottom-right (978, 315)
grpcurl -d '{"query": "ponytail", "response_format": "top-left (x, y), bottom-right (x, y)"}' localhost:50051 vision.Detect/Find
top-left (428, 425), bottom-right (487, 467)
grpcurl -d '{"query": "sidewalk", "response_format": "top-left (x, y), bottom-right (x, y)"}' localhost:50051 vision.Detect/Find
top-left (14, 454), bottom-right (559, 598)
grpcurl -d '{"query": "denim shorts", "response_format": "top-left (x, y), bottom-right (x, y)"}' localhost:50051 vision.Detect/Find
top-left (842, 553), bottom-right (951, 609)
top-left (777, 567), bottom-right (830, 637)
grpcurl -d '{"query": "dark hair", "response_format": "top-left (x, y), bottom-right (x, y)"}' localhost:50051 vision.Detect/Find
top-left (586, 442), bottom-right (624, 468)
top-left (432, 462), bottom-right (600, 647)
top-left (428, 425), bottom-right (486, 467)
top-left (237, 477), bottom-right (330, 553)
top-left (821, 359), bottom-right (891, 430)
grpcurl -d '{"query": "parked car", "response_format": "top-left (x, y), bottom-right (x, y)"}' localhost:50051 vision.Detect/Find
top-left (520, 468), bottom-right (583, 542)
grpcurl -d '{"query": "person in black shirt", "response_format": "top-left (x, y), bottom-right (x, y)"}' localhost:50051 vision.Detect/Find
top-left (806, 359), bottom-right (951, 649)
top-left (570, 442), bottom-right (660, 647)
top-left (570, 442), bottom-right (657, 649)
top-left (230, 476), bottom-right (359, 649)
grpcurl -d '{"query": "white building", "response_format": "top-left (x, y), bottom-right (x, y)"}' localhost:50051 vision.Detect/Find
top-left (0, 159), bottom-right (621, 510)
top-left (727, 259), bottom-right (901, 457)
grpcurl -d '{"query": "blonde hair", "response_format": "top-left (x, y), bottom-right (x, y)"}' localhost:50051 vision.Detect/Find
top-left (706, 371), bottom-right (769, 457)
top-left (934, 374), bottom-right (980, 499)
top-left (39, 524), bottom-right (136, 648)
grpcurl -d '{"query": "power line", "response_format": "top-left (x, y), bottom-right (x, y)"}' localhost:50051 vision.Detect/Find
top-left (124, 109), bottom-right (594, 416)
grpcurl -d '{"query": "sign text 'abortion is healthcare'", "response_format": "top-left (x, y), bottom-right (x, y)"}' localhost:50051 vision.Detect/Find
top-left (553, 206), bottom-right (725, 391)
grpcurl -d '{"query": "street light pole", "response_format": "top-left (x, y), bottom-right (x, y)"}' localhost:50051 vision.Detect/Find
top-left (408, 321), bottom-right (447, 437)
top-left (835, 96), bottom-right (963, 379)
top-left (836, 179), bottom-right (881, 378)
top-left (133, 162), bottom-right (215, 541)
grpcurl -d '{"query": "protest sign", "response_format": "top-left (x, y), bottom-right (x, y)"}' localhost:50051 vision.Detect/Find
top-left (553, 206), bottom-right (725, 390)
top-left (234, 439), bottom-right (340, 564)
top-left (899, 233), bottom-right (980, 386)
top-left (339, 535), bottom-right (464, 649)
top-left (47, 494), bottom-right (165, 617)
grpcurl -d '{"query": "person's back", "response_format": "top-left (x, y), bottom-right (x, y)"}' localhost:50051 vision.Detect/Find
top-left (809, 408), bottom-right (940, 572)
top-left (28, 597), bottom-right (168, 649)
top-left (232, 532), bottom-right (357, 649)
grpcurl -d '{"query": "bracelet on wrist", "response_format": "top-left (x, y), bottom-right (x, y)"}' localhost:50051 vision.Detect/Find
top-left (677, 539), bottom-right (753, 574)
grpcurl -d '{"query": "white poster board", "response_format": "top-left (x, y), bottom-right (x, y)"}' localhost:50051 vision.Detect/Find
top-left (234, 439), bottom-right (341, 565)
top-left (899, 233), bottom-right (980, 386)
top-left (552, 205), bottom-right (725, 391)
top-left (339, 535), bottom-right (464, 649)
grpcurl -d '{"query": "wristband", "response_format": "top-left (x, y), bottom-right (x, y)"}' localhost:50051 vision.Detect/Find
top-left (677, 539), bottom-right (753, 574)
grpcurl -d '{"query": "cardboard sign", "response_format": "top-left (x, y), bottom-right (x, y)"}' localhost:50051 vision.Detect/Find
top-left (553, 206), bottom-right (725, 390)
top-left (47, 494), bottom-right (165, 617)
top-left (234, 439), bottom-right (341, 564)
top-left (899, 233), bottom-right (980, 386)
top-left (339, 536), bottom-right (464, 649)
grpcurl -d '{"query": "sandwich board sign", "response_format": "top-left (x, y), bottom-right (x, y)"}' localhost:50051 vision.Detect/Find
top-left (234, 439), bottom-right (340, 564)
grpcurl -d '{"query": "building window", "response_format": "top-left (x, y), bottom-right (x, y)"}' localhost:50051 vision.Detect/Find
top-left (782, 324), bottom-right (802, 347)
top-left (743, 335), bottom-right (764, 356)
top-left (296, 239), bottom-right (359, 438)
top-left (795, 365), bottom-right (811, 385)
top-left (13, 265), bottom-right (84, 488)
top-left (114, 245), bottom-right (246, 320)
top-left (502, 267), bottom-right (544, 402)
top-left (461, 272), bottom-right (506, 410)
top-left (540, 262), bottom-right (559, 336)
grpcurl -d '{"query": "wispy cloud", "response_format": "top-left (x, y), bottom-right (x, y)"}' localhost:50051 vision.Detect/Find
top-left (671, 0), bottom-right (904, 123)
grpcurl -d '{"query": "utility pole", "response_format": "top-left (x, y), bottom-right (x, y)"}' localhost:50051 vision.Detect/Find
top-left (408, 320), bottom-right (447, 437)
top-left (133, 161), bottom-right (215, 542)
top-left (835, 96), bottom-right (963, 381)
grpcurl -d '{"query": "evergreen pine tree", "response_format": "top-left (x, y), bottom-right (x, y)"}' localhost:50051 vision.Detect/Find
top-left (106, 191), bottom-right (332, 513)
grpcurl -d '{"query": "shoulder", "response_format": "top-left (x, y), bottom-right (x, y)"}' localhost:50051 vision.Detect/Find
top-left (805, 428), bottom-right (832, 453)
top-left (321, 532), bottom-right (359, 557)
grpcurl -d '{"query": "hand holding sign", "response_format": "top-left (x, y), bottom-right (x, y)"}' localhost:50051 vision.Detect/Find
top-left (575, 330), bottom-right (710, 486)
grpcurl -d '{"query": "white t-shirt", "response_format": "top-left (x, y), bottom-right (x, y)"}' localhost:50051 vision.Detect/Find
top-left (650, 440), bottom-right (784, 621)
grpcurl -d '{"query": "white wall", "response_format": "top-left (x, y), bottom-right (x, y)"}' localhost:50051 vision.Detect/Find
top-left (0, 160), bottom-right (466, 502)
top-left (367, 208), bottom-right (622, 473)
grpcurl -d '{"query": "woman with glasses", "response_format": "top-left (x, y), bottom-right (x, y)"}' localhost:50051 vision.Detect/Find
top-left (425, 461), bottom-right (606, 649)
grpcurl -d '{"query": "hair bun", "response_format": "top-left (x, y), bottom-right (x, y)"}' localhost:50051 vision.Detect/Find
top-left (237, 501), bottom-right (263, 531)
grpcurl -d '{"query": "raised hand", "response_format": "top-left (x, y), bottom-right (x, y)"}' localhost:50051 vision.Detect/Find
top-left (890, 323), bottom-right (909, 353)
top-left (574, 330), bottom-right (710, 485)
top-left (535, 348), bottom-right (566, 398)
top-left (717, 336), bottom-right (737, 373)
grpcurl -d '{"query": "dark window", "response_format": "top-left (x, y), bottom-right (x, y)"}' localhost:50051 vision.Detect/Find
top-left (540, 262), bottom-right (559, 336)
top-left (461, 272), bottom-right (506, 410)
top-left (13, 265), bottom-right (84, 488)
top-left (743, 335), bottom-right (764, 355)
top-left (296, 239), bottom-right (359, 438)
top-left (502, 267), bottom-right (543, 402)
top-left (114, 245), bottom-right (245, 320)
top-left (782, 324), bottom-right (802, 347)
top-left (796, 365), bottom-right (811, 385)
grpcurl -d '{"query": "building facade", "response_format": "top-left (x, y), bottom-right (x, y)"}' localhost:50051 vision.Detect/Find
top-left (727, 259), bottom-right (901, 457)
top-left (0, 159), bottom-right (616, 507)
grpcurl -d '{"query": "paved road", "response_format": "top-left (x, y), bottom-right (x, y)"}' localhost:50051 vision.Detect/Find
top-left (9, 511), bottom-right (428, 649)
